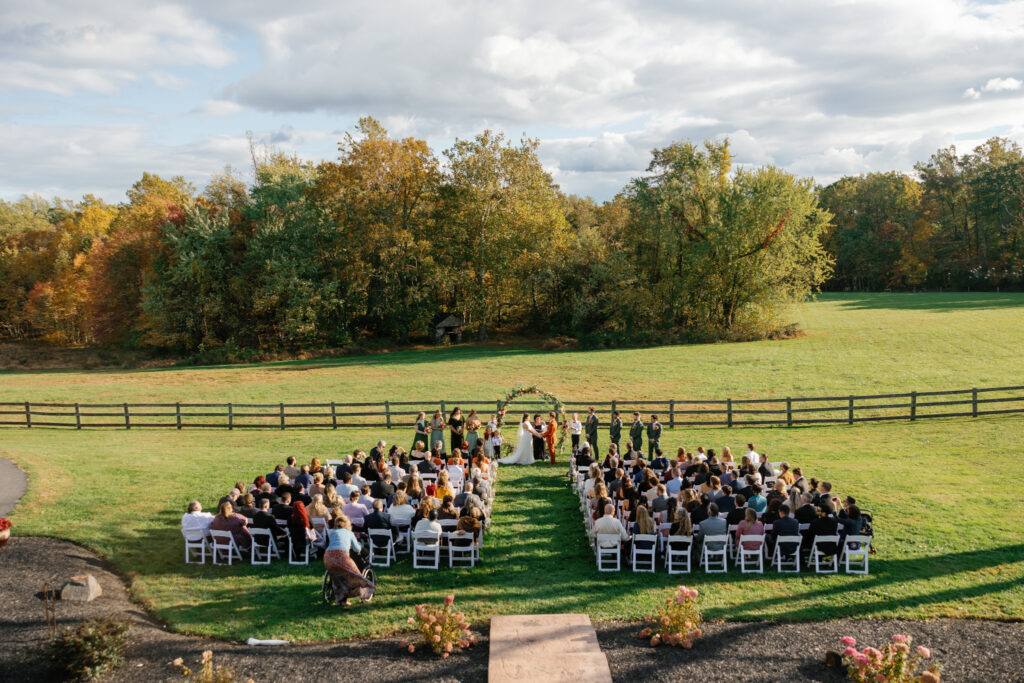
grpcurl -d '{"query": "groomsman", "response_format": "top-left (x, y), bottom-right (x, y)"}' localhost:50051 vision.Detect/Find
top-left (585, 407), bottom-right (599, 453)
top-left (629, 412), bottom-right (644, 456)
top-left (646, 414), bottom-right (662, 459)
top-left (609, 411), bottom-right (622, 448)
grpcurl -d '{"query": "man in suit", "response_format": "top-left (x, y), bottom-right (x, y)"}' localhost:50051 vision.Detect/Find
top-left (574, 445), bottom-right (594, 469)
top-left (813, 481), bottom-right (833, 506)
top-left (690, 493), bottom-right (712, 525)
top-left (266, 464), bottom-right (285, 487)
top-left (650, 449), bottom-right (669, 471)
top-left (770, 504), bottom-right (800, 558)
top-left (531, 414), bottom-right (546, 462)
top-left (414, 457), bottom-right (437, 475)
top-left (364, 499), bottom-right (394, 540)
top-left (609, 411), bottom-right (622, 449)
top-left (725, 494), bottom-right (747, 526)
top-left (584, 407), bottom-right (599, 454)
top-left (794, 492), bottom-right (818, 524)
top-left (369, 440), bottom-right (386, 463)
top-left (809, 502), bottom-right (840, 557)
top-left (646, 415), bottom-right (662, 459)
top-left (629, 413), bottom-right (644, 456)
top-left (294, 465), bottom-right (314, 491)
top-left (334, 454), bottom-right (354, 478)
top-left (252, 498), bottom-right (287, 543)
top-left (371, 472), bottom-right (395, 502)
top-left (696, 503), bottom-right (727, 557)
top-left (271, 492), bottom-right (293, 521)
top-left (738, 474), bottom-right (757, 501)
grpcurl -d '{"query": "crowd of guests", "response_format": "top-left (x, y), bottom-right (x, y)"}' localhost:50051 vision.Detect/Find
top-left (573, 440), bottom-right (870, 569)
top-left (181, 439), bottom-right (498, 604)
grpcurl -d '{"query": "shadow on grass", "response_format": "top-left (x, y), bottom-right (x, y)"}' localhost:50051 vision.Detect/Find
top-left (827, 292), bottom-right (1024, 312)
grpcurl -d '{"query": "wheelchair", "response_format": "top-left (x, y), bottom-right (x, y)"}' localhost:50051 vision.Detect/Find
top-left (321, 544), bottom-right (376, 605)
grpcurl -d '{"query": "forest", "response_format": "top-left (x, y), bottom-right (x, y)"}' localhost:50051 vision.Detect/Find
top-left (1, 117), bottom-right (1021, 356)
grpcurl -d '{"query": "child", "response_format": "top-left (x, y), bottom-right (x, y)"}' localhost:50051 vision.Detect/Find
top-left (489, 428), bottom-right (503, 458)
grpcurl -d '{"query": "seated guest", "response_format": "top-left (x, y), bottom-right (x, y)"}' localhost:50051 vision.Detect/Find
top-left (766, 479), bottom-right (788, 506)
top-left (593, 503), bottom-right (630, 550)
top-left (456, 506), bottom-right (482, 543)
top-left (308, 494), bottom-right (331, 522)
top-left (309, 457), bottom-right (322, 475)
top-left (720, 445), bottom-right (734, 464)
top-left (253, 482), bottom-right (277, 506)
top-left (283, 456), bottom-right (301, 479)
top-left (181, 500), bottom-right (214, 535)
top-left (690, 493), bottom-right (712, 526)
top-left (322, 483), bottom-right (342, 509)
top-left (271, 491), bottom-right (293, 521)
top-left (413, 508), bottom-right (442, 535)
top-left (664, 467), bottom-right (682, 496)
top-left (447, 448), bottom-right (465, 468)
top-left (669, 509), bottom-right (693, 537)
top-left (758, 457), bottom-right (774, 482)
top-left (410, 441), bottom-right (429, 460)
top-left (364, 499), bottom-right (393, 539)
top-left (631, 506), bottom-right (658, 552)
top-left (574, 446), bottom-right (595, 469)
top-left (694, 462), bottom-right (711, 486)
top-left (809, 502), bottom-right (840, 556)
top-left (406, 475), bottom-right (425, 503)
top-left (266, 464), bottom-right (285, 487)
top-left (309, 472), bottom-right (326, 499)
top-left (357, 485), bottom-right (375, 511)
top-left (650, 484), bottom-right (670, 513)
top-left (249, 475), bottom-right (266, 494)
top-left (236, 493), bottom-right (258, 519)
top-left (336, 471), bottom-right (358, 500)
top-left (746, 485), bottom-right (767, 515)
top-left (342, 490), bottom-right (369, 528)
top-left (778, 462), bottom-right (795, 485)
top-left (763, 498), bottom-right (784, 524)
top-left (350, 463), bottom-right (367, 488)
top-left (287, 501), bottom-right (314, 555)
top-left (252, 498), bottom-right (286, 543)
top-left (735, 508), bottom-right (765, 551)
top-left (218, 488), bottom-right (241, 508)
top-left (737, 474), bottom-right (757, 501)
top-left (770, 503), bottom-right (799, 556)
top-left (433, 470), bottom-right (455, 500)
top-left (794, 492), bottom-right (818, 524)
top-left (650, 449), bottom-right (669, 471)
top-left (291, 484), bottom-right (312, 507)
top-left (839, 504), bottom-right (863, 540)
top-left (470, 472), bottom-right (492, 502)
top-left (438, 496), bottom-right (459, 520)
top-left (790, 467), bottom-right (808, 495)
top-left (411, 499), bottom-right (434, 528)
top-left (715, 485), bottom-right (736, 513)
top-left (695, 503), bottom-right (727, 555)
top-left (813, 480), bottom-right (833, 506)
top-left (210, 501), bottom-right (252, 552)
top-left (371, 472), bottom-right (396, 501)
top-left (388, 492), bottom-right (416, 524)
top-left (726, 494), bottom-right (748, 526)
top-left (454, 482), bottom-right (485, 513)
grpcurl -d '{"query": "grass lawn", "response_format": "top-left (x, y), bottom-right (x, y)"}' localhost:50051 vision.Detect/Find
top-left (1, 292), bottom-right (1023, 406)
top-left (3, 416), bottom-right (1023, 641)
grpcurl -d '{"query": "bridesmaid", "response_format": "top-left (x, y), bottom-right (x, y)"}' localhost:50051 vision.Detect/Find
top-left (448, 407), bottom-right (464, 455)
top-left (430, 410), bottom-right (446, 453)
top-left (413, 411), bottom-right (430, 452)
top-left (465, 409), bottom-right (481, 453)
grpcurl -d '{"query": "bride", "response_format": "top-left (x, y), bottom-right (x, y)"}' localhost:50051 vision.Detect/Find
top-left (498, 413), bottom-right (539, 465)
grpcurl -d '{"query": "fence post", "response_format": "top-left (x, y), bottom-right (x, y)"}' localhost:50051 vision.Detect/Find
top-left (385, 401), bottom-right (392, 429)
top-left (726, 398), bottom-right (733, 428)
top-left (75, 403), bottom-right (81, 430)
top-left (611, 399), bottom-right (617, 414)
top-left (175, 402), bottom-right (182, 430)
top-left (441, 401), bottom-right (447, 417)
top-left (331, 402), bottom-right (337, 430)
top-left (669, 400), bottom-right (675, 429)
top-left (123, 403), bottom-right (131, 430)
top-left (228, 403), bottom-right (233, 430)
top-left (972, 388), bottom-right (978, 417)
top-left (848, 396), bottom-right (854, 424)
top-left (786, 397), bottom-right (793, 427)
top-left (910, 391), bottom-right (917, 421)
top-left (279, 403), bottom-right (285, 430)
top-left (24, 401), bottom-right (31, 428)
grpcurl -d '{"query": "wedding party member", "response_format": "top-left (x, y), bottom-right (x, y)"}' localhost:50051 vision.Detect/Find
top-left (489, 428), bottom-right (503, 458)
top-left (430, 410), bottom-right (446, 452)
top-left (609, 410), bottom-right (622, 448)
top-left (448, 407), bottom-right (465, 456)
top-left (585, 407), bottom-right (599, 453)
top-left (532, 414), bottom-right (546, 462)
top-left (569, 413), bottom-right (583, 451)
top-left (646, 415), bottom-right (663, 459)
top-left (413, 411), bottom-right (430, 451)
top-left (465, 410), bottom-right (482, 453)
top-left (544, 412), bottom-right (557, 464)
top-left (629, 413), bottom-right (644, 455)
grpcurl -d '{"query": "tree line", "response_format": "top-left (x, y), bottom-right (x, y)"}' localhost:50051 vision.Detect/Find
top-left (1, 118), bottom-right (1019, 356)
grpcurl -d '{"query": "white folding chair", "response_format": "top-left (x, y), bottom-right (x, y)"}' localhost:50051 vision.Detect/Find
top-left (250, 528), bottom-right (280, 564)
top-left (738, 535), bottom-right (765, 573)
top-left (656, 522), bottom-right (672, 555)
top-left (595, 534), bottom-right (621, 571)
top-left (368, 529), bottom-right (395, 567)
top-left (841, 535), bottom-right (871, 574)
top-left (182, 528), bottom-right (209, 564)
top-left (727, 524), bottom-right (740, 559)
top-left (209, 530), bottom-right (242, 566)
top-left (772, 535), bottom-right (802, 573)
top-left (311, 517), bottom-right (329, 547)
top-left (448, 531), bottom-right (476, 568)
top-left (392, 519), bottom-right (412, 554)
top-left (631, 534), bottom-right (658, 572)
top-left (413, 530), bottom-right (441, 569)
top-left (700, 534), bottom-right (728, 573)
top-left (811, 535), bottom-right (840, 573)
top-left (287, 533), bottom-right (311, 565)
top-left (666, 535), bottom-right (692, 574)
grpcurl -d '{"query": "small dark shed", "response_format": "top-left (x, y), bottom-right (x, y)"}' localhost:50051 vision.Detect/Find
top-left (434, 315), bottom-right (463, 344)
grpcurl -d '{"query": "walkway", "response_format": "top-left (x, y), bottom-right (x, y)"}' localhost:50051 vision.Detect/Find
top-left (489, 613), bottom-right (612, 683)
top-left (0, 457), bottom-right (27, 517)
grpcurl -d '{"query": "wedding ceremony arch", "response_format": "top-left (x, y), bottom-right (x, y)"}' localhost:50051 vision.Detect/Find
top-left (495, 385), bottom-right (569, 454)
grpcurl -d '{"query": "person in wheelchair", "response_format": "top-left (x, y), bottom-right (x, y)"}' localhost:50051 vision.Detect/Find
top-left (322, 513), bottom-right (375, 607)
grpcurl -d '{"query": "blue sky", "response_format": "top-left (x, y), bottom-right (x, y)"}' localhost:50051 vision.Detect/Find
top-left (2, 0), bottom-right (1023, 203)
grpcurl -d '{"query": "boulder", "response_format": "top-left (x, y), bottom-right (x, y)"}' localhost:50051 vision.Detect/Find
top-left (60, 574), bottom-right (102, 602)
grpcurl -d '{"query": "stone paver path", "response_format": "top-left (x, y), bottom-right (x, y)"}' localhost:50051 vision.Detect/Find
top-left (489, 613), bottom-right (612, 683)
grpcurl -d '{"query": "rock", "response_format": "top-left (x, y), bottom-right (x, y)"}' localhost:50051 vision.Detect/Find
top-left (61, 574), bottom-right (102, 602)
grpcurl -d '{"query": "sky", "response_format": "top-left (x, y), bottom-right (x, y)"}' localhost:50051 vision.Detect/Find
top-left (1, 0), bottom-right (1023, 204)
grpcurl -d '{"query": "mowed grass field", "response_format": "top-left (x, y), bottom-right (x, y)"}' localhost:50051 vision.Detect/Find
top-left (1, 291), bottom-right (1023, 641)
top-left (1, 292), bottom-right (1022, 404)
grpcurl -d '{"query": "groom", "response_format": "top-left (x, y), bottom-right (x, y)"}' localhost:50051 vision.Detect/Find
top-left (531, 414), bottom-right (546, 462)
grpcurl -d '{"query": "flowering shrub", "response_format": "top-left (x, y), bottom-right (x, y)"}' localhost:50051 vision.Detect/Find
top-left (0, 517), bottom-right (11, 549)
top-left (636, 585), bottom-right (703, 648)
top-left (50, 617), bottom-right (129, 681)
top-left (401, 594), bottom-right (477, 658)
top-left (839, 634), bottom-right (942, 683)
top-left (172, 650), bottom-right (253, 682)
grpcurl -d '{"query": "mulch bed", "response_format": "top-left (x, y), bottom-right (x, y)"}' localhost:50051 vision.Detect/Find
top-left (1, 536), bottom-right (1021, 682)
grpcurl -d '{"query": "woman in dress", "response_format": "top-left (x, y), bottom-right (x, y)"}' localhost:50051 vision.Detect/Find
top-left (210, 501), bottom-right (252, 552)
top-left (465, 410), bottom-right (481, 453)
top-left (413, 411), bottom-right (430, 452)
top-left (448, 408), bottom-right (465, 455)
top-left (430, 410), bottom-right (446, 452)
top-left (323, 513), bottom-right (374, 606)
top-left (482, 424), bottom-right (494, 459)
top-left (498, 414), bottom-right (537, 465)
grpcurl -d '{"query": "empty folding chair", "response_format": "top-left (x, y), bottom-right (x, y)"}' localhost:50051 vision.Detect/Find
top-left (700, 535), bottom-right (728, 573)
top-left (657, 522), bottom-right (672, 555)
top-left (665, 535), bottom-right (693, 574)
top-left (811, 535), bottom-right (840, 573)
top-left (727, 524), bottom-right (740, 559)
top-left (412, 530), bottom-right (441, 569)
top-left (771, 535), bottom-right (802, 573)
top-left (368, 529), bottom-right (395, 567)
top-left (182, 528), bottom-right (209, 564)
top-left (448, 531), bottom-right (476, 568)
top-left (631, 534), bottom-right (658, 572)
top-left (392, 520), bottom-right (412, 554)
top-left (595, 534), bottom-right (621, 571)
top-left (209, 530), bottom-right (242, 566)
top-left (738, 534), bottom-right (765, 573)
top-left (250, 528), bottom-right (280, 565)
top-left (841, 535), bottom-right (872, 574)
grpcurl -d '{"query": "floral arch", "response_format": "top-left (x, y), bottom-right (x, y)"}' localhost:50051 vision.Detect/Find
top-left (495, 385), bottom-right (569, 454)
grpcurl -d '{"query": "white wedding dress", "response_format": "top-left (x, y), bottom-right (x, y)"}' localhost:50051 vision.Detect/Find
top-left (498, 422), bottom-right (536, 465)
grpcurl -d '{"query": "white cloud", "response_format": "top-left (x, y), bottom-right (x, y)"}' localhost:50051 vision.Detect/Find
top-left (963, 87), bottom-right (981, 100)
top-left (982, 76), bottom-right (1023, 91)
top-left (193, 99), bottom-right (244, 117)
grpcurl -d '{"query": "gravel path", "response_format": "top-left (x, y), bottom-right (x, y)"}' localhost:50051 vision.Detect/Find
top-left (0, 457), bottom-right (27, 517)
top-left (2, 536), bottom-right (1022, 682)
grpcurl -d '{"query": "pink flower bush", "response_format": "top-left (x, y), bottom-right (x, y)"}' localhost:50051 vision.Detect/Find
top-left (838, 634), bottom-right (942, 683)
top-left (635, 586), bottom-right (703, 649)
top-left (403, 594), bottom-right (477, 658)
